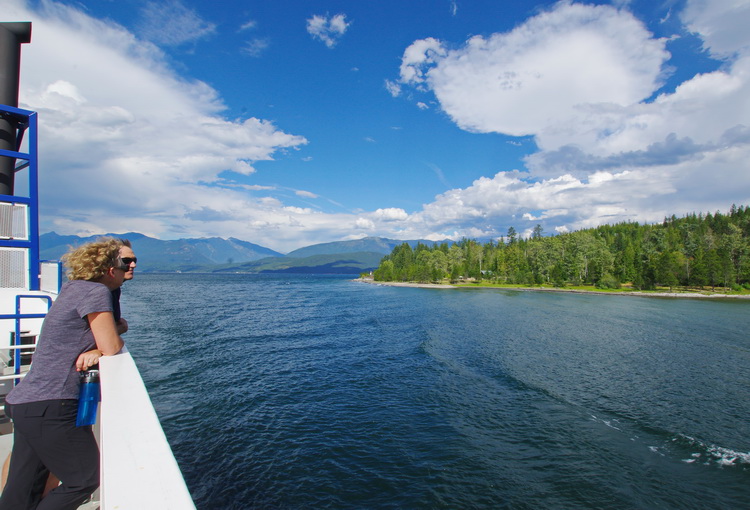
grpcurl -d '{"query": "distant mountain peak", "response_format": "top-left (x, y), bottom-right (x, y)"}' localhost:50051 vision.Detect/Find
top-left (40, 232), bottom-right (449, 274)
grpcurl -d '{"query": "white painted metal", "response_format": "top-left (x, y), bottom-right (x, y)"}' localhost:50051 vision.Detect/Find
top-left (99, 349), bottom-right (195, 509)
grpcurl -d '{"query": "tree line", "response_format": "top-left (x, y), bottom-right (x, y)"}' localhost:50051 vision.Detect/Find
top-left (372, 205), bottom-right (750, 291)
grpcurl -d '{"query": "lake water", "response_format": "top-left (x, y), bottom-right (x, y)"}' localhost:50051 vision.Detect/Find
top-left (121, 273), bottom-right (750, 509)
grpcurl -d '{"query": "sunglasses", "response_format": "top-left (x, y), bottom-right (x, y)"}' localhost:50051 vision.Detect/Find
top-left (116, 257), bottom-right (138, 271)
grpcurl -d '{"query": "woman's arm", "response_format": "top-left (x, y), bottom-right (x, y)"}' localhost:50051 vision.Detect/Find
top-left (88, 311), bottom-right (125, 355)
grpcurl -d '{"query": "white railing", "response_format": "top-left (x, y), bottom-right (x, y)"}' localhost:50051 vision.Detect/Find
top-left (99, 349), bottom-right (195, 509)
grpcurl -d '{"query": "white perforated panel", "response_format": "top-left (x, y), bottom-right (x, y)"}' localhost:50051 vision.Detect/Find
top-left (0, 248), bottom-right (27, 288)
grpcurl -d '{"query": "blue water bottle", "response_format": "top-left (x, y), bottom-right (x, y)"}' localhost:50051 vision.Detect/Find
top-left (76, 370), bottom-right (101, 427)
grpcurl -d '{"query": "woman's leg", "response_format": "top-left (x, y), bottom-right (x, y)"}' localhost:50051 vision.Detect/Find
top-left (32, 400), bottom-right (99, 510)
top-left (0, 402), bottom-right (53, 510)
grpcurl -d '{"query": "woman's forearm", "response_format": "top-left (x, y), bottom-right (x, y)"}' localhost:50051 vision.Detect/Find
top-left (88, 311), bottom-right (125, 355)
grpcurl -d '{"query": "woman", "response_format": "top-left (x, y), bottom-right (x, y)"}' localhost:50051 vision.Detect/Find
top-left (0, 238), bottom-right (131, 510)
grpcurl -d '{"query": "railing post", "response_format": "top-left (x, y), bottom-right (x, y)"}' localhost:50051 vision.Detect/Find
top-left (27, 111), bottom-right (40, 291)
top-left (10, 294), bottom-right (52, 377)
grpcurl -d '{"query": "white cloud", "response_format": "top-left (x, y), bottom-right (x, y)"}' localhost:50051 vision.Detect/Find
top-left (283, 206), bottom-right (315, 214)
top-left (398, 3), bottom-right (667, 138)
top-left (306, 14), bottom-right (351, 48)
top-left (7, 0), bottom-right (750, 253)
top-left (404, 168), bottom-right (676, 235)
top-left (355, 218), bottom-right (375, 229)
top-left (427, 163), bottom-right (450, 187)
top-left (386, 0), bottom-right (750, 242)
top-left (372, 208), bottom-right (409, 221)
top-left (7, 0), bottom-right (313, 251)
top-left (384, 79), bottom-right (401, 97)
top-left (399, 37), bottom-right (446, 87)
top-left (295, 190), bottom-right (319, 199)
top-left (239, 19), bottom-right (257, 32)
top-left (137, 0), bottom-right (216, 47)
top-left (681, 0), bottom-right (750, 58)
top-left (242, 38), bottom-right (269, 57)
top-left (233, 184), bottom-right (275, 191)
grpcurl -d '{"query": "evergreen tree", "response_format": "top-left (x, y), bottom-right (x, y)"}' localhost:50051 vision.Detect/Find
top-left (371, 205), bottom-right (750, 291)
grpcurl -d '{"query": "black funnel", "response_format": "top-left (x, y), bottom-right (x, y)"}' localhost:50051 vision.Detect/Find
top-left (0, 22), bottom-right (32, 196)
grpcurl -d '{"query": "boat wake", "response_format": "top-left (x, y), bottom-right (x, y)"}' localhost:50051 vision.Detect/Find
top-left (588, 413), bottom-right (750, 470)
top-left (673, 434), bottom-right (750, 468)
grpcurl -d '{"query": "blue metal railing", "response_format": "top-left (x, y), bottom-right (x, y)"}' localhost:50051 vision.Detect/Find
top-left (0, 104), bottom-right (40, 291)
top-left (0, 295), bottom-right (52, 379)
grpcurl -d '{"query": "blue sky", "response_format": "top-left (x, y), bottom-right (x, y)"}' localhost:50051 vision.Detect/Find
top-left (5, 0), bottom-right (750, 252)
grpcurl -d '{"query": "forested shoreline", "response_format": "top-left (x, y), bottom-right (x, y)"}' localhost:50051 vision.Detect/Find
top-left (372, 205), bottom-right (750, 292)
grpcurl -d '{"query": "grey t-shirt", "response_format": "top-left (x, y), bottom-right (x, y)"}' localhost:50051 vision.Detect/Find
top-left (6, 279), bottom-right (113, 404)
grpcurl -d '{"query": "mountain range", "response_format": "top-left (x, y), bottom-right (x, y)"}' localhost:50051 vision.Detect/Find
top-left (40, 232), bottom-right (443, 274)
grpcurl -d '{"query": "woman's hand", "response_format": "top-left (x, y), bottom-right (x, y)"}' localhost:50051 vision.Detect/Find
top-left (76, 349), bottom-right (103, 372)
top-left (116, 317), bottom-right (129, 335)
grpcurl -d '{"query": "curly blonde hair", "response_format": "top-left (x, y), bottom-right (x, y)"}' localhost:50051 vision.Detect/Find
top-left (62, 237), bottom-right (125, 281)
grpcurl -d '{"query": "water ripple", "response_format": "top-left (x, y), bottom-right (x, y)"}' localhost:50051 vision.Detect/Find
top-left (122, 274), bottom-right (750, 509)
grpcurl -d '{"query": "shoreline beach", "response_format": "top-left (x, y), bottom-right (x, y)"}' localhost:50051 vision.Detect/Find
top-left (354, 278), bottom-right (750, 299)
